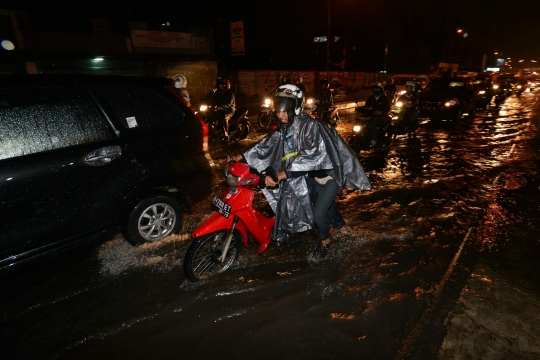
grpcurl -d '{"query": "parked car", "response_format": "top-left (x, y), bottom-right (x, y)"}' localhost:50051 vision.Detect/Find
top-left (418, 76), bottom-right (478, 122)
top-left (0, 74), bottom-right (213, 272)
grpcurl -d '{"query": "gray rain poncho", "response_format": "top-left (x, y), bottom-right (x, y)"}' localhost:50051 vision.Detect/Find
top-left (242, 114), bottom-right (371, 238)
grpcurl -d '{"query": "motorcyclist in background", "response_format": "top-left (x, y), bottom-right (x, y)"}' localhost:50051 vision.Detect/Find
top-left (395, 81), bottom-right (419, 132)
top-left (171, 74), bottom-right (190, 106)
top-left (417, 78), bottom-right (428, 93)
top-left (294, 76), bottom-right (307, 97)
top-left (274, 74), bottom-right (289, 90)
top-left (363, 82), bottom-right (391, 147)
top-left (316, 79), bottom-right (334, 117)
top-left (212, 77), bottom-right (236, 141)
top-left (383, 77), bottom-right (397, 102)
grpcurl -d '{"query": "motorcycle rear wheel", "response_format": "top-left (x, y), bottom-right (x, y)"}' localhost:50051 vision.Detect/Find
top-left (184, 230), bottom-right (242, 282)
top-left (258, 112), bottom-right (273, 127)
top-left (236, 123), bottom-right (249, 141)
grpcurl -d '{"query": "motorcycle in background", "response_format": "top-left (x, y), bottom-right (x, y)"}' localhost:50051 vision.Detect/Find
top-left (348, 103), bottom-right (393, 153)
top-left (390, 98), bottom-right (419, 139)
top-left (183, 154), bottom-right (278, 282)
top-left (258, 97), bottom-right (274, 128)
top-left (196, 103), bottom-right (251, 142)
top-left (304, 99), bottom-right (340, 127)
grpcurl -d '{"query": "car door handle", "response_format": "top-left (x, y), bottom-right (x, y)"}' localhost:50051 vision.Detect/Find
top-left (84, 146), bottom-right (122, 166)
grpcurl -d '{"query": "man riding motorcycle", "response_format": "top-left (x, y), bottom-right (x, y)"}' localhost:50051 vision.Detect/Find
top-left (383, 77), bottom-right (397, 102)
top-left (316, 79), bottom-right (333, 114)
top-left (393, 81), bottom-right (419, 137)
top-left (362, 82), bottom-right (391, 147)
top-left (211, 77), bottom-right (236, 141)
top-left (229, 84), bottom-right (371, 255)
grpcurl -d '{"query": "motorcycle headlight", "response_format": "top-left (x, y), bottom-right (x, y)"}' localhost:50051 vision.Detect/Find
top-left (492, 84), bottom-right (499, 89)
top-left (395, 101), bottom-right (403, 108)
top-left (263, 98), bottom-right (271, 108)
top-left (306, 98), bottom-right (314, 105)
top-left (517, 85), bottom-right (522, 89)
top-left (400, 90), bottom-right (406, 95)
top-left (199, 104), bottom-right (208, 112)
top-left (478, 90), bottom-right (486, 95)
top-left (353, 125), bottom-right (361, 132)
top-left (444, 99), bottom-right (458, 107)
top-left (226, 172), bottom-right (241, 187)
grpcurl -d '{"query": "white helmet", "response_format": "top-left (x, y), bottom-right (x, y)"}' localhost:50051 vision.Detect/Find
top-left (172, 74), bottom-right (187, 89)
top-left (405, 81), bottom-right (416, 92)
top-left (273, 84), bottom-right (304, 116)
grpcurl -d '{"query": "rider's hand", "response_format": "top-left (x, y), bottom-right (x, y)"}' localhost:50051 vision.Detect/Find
top-left (265, 175), bottom-right (279, 188)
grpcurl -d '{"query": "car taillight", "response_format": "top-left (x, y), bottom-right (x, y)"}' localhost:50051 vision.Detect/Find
top-left (166, 86), bottom-right (208, 154)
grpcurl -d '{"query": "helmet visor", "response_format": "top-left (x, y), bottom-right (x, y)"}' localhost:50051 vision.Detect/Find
top-left (272, 97), bottom-right (295, 113)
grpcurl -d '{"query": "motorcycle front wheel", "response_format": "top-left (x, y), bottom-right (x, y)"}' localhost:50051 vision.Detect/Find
top-left (183, 230), bottom-right (242, 282)
top-left (258, 112), bottom-right (273, 127)
top-left (236, 123), bottom-right (249, 141)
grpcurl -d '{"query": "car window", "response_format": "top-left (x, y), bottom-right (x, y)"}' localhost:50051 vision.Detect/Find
top-left (87, 85), bottom-right (186, 135)
top-left (0, 87), bottom-right (105, 161)
top-left (424, 81), bottom-right (465, 93)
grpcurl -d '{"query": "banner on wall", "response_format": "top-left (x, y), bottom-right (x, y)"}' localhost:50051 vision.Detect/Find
top-left (230, 21), bottom-right (245, 56)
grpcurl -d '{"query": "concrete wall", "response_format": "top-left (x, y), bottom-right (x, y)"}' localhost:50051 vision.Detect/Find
top-left (236, 70), bottom-right (387, 98)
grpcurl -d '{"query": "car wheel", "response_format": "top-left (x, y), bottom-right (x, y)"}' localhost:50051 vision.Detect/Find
top-left (125, 193), bottom-right (182, 245)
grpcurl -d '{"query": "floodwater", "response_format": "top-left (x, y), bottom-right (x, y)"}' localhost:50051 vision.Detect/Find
top-left (2, 92), bottom-right (540, 359)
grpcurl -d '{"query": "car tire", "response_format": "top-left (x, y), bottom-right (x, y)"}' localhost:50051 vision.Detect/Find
top-left (125, 193), bottom-right (182, 246)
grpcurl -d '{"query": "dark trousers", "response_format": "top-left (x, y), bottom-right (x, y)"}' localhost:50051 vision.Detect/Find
top-left (371, 115), bottom-right (387, 142)
top-left (307, 177), bottom-right (342, 241)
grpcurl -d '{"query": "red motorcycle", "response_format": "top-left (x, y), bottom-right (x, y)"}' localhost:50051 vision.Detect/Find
top-left (183, 155), bottom-right (277, 282)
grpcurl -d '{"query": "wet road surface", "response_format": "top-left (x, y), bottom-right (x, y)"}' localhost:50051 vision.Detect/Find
top-left (2, 92), bottom-right (540, 359)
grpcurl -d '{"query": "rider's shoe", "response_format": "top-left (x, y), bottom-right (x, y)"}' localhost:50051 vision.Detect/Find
top-left (332, 217), bottom-right (346, 230)
top-left (312, 239), bottom-right (330, 259)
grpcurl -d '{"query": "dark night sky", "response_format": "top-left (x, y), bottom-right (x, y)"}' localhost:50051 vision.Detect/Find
top-left (4, 1), bottom-right (540, 70)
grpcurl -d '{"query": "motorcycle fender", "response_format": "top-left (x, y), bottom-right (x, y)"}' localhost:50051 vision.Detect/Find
top-left (191, 212), bottom-right (250, 249)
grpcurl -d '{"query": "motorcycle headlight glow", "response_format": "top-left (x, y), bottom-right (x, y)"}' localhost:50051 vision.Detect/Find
top-left (263, 98), bottom-right (271, 108)
top-left (353, 125), bottom-right (361, 132)
top-left (395, 101), bottom-right (403, 108)
top-left (478, 90), bottom-right (486, 95)
top-left (306, 98), bottom-right (314, 105)
top-left (400, 90), bottom-right (406, 95)
top-left (492, 84), bottom-right (499, 89)
top-left (199, 104), bottom-right (208, 112)
top-left (444, 99), bottom-right (458, 107)
top-left (226, 172), bottom-right (241, 187)
top-left (517, 85), bottom-right (522, 89)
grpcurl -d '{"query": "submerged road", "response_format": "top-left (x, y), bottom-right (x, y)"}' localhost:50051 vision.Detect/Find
top-left (2, 92), bottom-right (540, 359)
